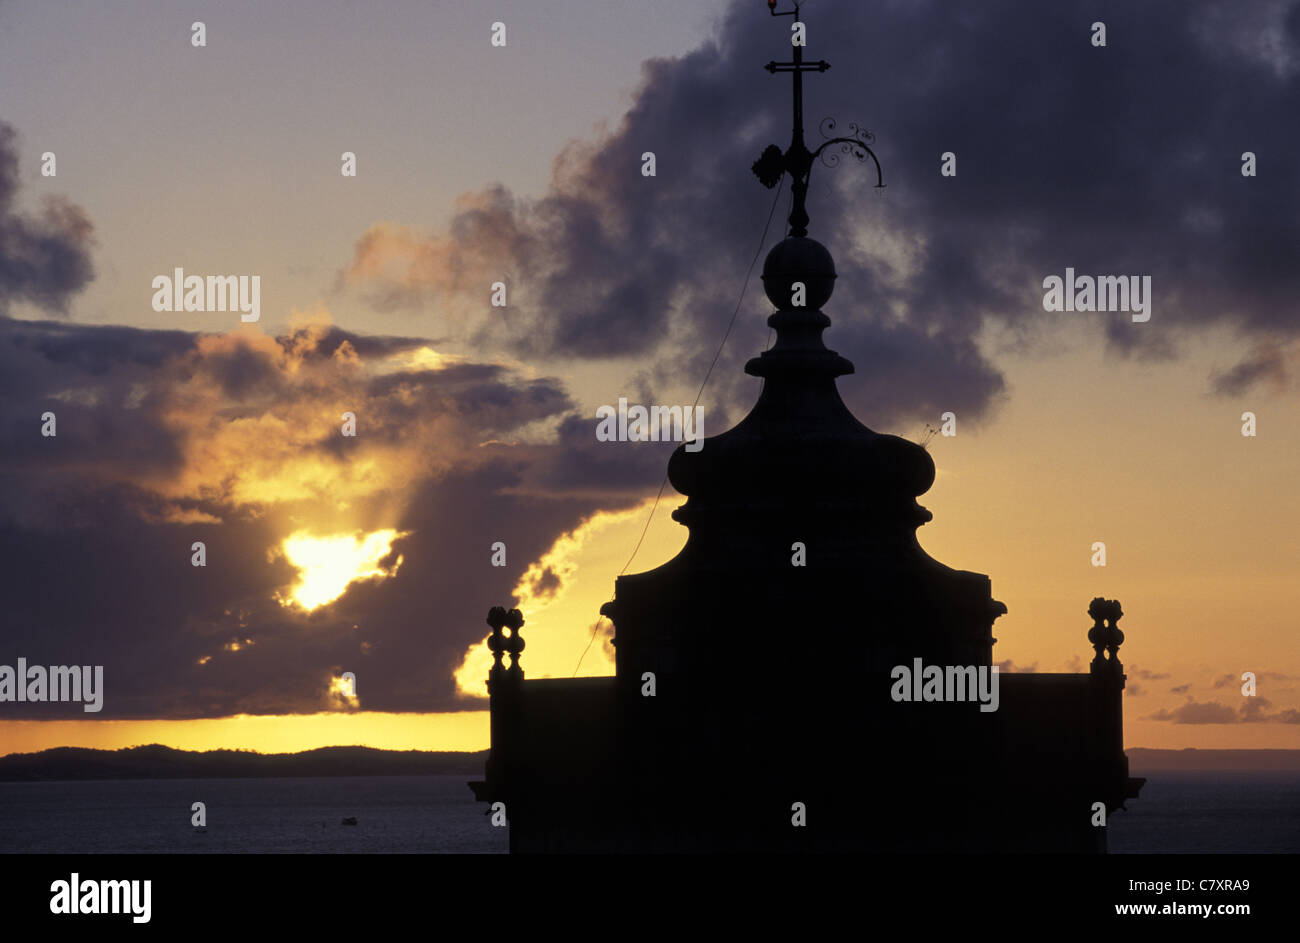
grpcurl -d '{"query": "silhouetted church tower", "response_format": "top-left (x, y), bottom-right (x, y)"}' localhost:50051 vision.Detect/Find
top-left (472, 3), bottom-right (1142, 852)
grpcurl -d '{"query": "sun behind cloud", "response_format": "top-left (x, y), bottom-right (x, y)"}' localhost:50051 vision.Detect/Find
top-left (275, 529), bottom-right (408, 611)
top-left (328, 673), bottom-right (361, 710)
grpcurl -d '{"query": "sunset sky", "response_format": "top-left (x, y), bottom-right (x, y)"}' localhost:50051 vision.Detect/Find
top-left (1, 0), bottom-right (1297, 757)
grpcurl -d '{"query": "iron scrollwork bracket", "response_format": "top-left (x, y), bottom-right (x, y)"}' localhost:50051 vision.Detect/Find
top-left (813, 118), bottom-right (885, 188)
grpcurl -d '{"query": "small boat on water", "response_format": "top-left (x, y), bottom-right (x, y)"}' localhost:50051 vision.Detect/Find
top-left (341, 816), bottom-right (357, 826)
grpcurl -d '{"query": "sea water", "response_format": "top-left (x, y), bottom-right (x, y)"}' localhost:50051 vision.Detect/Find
top-left (0, 774), bottom-right (506, 854)
top-left (0, 770), bottom-right (1296, 853)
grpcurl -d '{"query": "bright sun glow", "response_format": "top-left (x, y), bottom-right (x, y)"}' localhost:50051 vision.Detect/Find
top-left (276, 529), bottom-right (406, 611)
top-left (328, 673), bottom-right (360, 709)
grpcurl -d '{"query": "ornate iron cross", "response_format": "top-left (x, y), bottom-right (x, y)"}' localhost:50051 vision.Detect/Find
top-left (753, 1), bottom-right (884, 238)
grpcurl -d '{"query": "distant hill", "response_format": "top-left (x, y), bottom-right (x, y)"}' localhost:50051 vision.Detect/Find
top-left (1127, 748), bottom-right (1300, 772)
top-left (0, 744), bottom-right (488, 782)
top-left (3, 744), bottom-right (1295, 782)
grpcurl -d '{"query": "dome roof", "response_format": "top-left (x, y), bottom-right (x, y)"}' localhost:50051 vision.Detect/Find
top-left (664, 234), bottom-right (937, 550)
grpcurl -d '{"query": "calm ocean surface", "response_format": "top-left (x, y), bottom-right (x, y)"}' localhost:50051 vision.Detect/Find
top-left (1107, 770), bottom-right (1300, 854)
top-left (0, 774), bottom-right (507, 854)
top-left (0, 770), bottom-right (1295, 853)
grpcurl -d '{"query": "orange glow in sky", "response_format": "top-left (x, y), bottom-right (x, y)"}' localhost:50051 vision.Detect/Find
top-left (0, 712), bottom-right (489, 758)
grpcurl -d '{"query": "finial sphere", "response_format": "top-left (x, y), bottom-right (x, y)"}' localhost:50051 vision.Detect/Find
top-left (762, 236), bottom-right (836, 310)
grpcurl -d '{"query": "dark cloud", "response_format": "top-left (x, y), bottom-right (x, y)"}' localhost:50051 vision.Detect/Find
top-left (1211, 343), bottom-right (1289, 396)
top-left (1240, 697), bottom-right (1274, 722)
top-left (0, 122), bottom-right (94, 314)
top-left (0, 314), bottom-right (657, 717)
top-left (0, 317), bottom-right (196, 526)
top-left (527, 566), bottom-right (562, 602)
top-left (1148, 695), bottom-right (1300, 723)
top-left (1130, 667), bottom-right (1171, 681)
top-left (342, 0), bottom-right (1300, 421)
top-left (1147, 699), bottom-right (1240, 724)
top-left (1212, 670), bottom-right (1299, 688)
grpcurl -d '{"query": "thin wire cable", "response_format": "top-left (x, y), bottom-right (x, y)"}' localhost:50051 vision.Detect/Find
top-left (768, 184), bottom-right (796, 350)
top-left (573, 177), bottom-right (786, 675)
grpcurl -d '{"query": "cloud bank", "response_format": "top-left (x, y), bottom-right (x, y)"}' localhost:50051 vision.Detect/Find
top-left (340, 0), bottom-right (1300, 423)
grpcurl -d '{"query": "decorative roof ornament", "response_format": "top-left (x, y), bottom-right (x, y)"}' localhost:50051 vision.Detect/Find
top-left (754, 0), bottom-right (885, 237)
top-left (1087, 597), bottom-right (1126, 675)
top-left (486, 606), bottom-right (525, 679)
